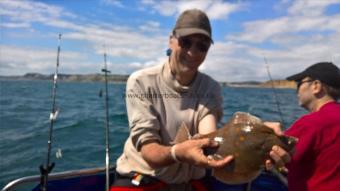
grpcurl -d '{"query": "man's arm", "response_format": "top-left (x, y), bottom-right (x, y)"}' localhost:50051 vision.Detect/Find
top-left (198, 114), bottom-right (217, 135)
top-left (140, 139), bottom-right (233, 169)
top-left (140, 114), bottom-right (232, 169)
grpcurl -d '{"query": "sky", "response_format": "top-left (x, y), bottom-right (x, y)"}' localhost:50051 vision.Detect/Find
top-left (1, 0), bottom-right (340, 82)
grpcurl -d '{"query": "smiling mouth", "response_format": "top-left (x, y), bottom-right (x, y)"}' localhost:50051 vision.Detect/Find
top-left (183, 61), bottom-right (198, 70)
top-left (184, 58), bottom-right (200, 66)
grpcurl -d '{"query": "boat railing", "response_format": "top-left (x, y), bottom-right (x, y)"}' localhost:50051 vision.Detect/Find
top-left (1, 166), bottom-right (106, 191)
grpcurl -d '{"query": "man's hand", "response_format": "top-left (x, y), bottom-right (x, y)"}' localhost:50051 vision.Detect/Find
top-left (264, 122), bottom-right (284, 136)
top-left (264, 121), bottom-right (291, 172)
top-left (266, 145), bottom-right (290, 173)
top-left (175, 138), bottom-right (234, 168)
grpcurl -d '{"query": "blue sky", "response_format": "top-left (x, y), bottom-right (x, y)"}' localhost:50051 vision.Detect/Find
top-left (1, 0), bottom-right (340, 82)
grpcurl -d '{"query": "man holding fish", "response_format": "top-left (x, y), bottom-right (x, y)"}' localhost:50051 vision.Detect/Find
top-left (111, 9), bottom-right (291, 191)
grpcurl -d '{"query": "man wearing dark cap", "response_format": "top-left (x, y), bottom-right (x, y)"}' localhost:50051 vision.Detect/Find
top-left (112, 9), bottom-right (289, 191)
top-left (280, 62), bottom-right (340, 191)
top-left (111, 9), bottom-right (233, 191)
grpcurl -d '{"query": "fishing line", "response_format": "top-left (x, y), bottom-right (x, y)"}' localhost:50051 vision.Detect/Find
top-left (263, 57), bottom-right (285, 125)
top-left (39, 33), bottom-right (62, 191)
top-left (263, 56), bottom-right (288, 187)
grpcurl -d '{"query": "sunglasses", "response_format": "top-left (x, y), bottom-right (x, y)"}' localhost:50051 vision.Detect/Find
top-left (296, 79), bottom-right (314, 90)
top-left (178, 37), bottom-right (210, 53)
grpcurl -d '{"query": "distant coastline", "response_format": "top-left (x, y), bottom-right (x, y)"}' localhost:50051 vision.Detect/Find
top-left (0, 73), bottom-right (129, 83)
top-left (0, 73), bottom-right (296, 89)
top-left (222, 80), bottom-right (296, 89)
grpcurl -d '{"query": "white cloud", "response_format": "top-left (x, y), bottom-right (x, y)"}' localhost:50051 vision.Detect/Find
top-left (0, 45), bottom-right (83, 75)
top-left (0, 0), bottom-right (65, 23)
top-left (205, 1), bottom-right (241, 20)
top-left (200, 23), bottom-right (340, 82)
top-left (216, 0), bottom-right (340, 81)
top-left (0, 0), bottom-right (78, 32)
top-left (101, 0), bottom-right (124, 8)
top-left (228, 1), bottom-right (340, 43)
top-left (0, 22), bottom-right (31, 28)
top-left (1, 0), bottom-right (168, 65)
top-left (288, 0), bottom-right (340, 16)
top-left (0, 0), bottom-right (244, 79)
top-left (228, 17), bottom-right (289, 43)
top-left (1, 0), bottom-right (340, 82)
top-left (140, 0), bottom-right (243, 20)
top-left (47, 19), bottom-right (86, 31)
top-left (200, 42), bottom-right (266, 82)
top-left (64, 24), bottom-right (168, 60)
top-left (139, 21), bottom-right (161, 32)
top-left (115, 56), bottom-right (167, 74)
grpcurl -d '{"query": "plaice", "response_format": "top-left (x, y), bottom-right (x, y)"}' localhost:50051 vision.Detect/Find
top-left (174, 112), bottom-right (297, 184)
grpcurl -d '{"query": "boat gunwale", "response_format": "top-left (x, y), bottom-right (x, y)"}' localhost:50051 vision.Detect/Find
top-left (2, 166), bottom-right (107, 191)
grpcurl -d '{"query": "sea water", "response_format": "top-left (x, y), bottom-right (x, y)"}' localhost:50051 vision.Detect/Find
top-left (0, 80), bottom-right (306, 188)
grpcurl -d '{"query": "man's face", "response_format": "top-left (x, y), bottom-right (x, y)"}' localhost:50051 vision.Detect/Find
top-left (169, 34), bottom-right (211, 76)
top-left (296, 77), bottom-right (315, 110)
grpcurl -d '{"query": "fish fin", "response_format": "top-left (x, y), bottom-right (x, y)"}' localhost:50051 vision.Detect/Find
top-left (230, 112), bottom-right (262, 125)
top-left (173, 122), bottom-right (192, 144)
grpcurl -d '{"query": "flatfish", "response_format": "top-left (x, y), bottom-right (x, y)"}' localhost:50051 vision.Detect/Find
top-left (176, 112), bottom-right (297, 184)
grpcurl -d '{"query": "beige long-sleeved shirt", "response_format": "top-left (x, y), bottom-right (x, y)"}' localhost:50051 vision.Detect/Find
top-left (116, 61), bottom-right (222, 184)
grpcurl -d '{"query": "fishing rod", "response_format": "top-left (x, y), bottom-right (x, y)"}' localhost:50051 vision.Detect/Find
top-left (39, 33), bottom-right (62, 191)
top-left (101, 51), bottom-right (111, 191)
top-left (263, 57), bottom-right (285, 125)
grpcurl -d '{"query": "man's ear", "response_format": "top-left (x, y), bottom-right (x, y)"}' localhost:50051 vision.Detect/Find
top-left (169, 35), bottom-right (175, 47)
top-left (312, 80), bottom-right (325, 96)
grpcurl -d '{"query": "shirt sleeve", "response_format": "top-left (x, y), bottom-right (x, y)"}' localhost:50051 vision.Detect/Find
top-left (285, 116), bottom-right (317, 162)
top-left (198, 81), bottom-right (223, 122)
top-left (125, 75), bottom-right (161, 151)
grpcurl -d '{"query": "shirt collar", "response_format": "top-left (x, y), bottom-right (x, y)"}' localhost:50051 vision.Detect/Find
top-left (161, 61), bottom-right (199, 93)
top-left (318, 101), bottom-right (337, 111)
